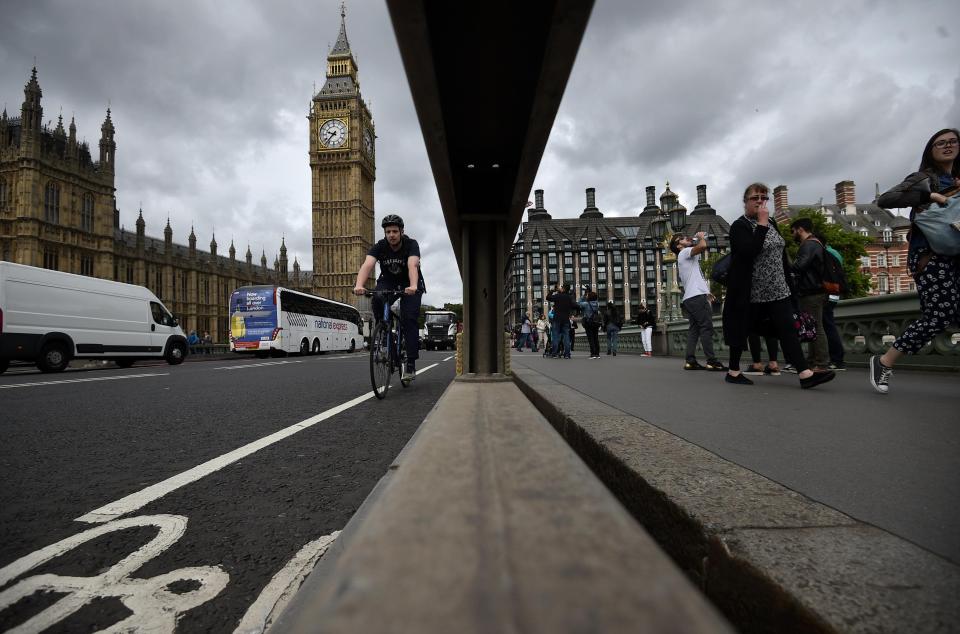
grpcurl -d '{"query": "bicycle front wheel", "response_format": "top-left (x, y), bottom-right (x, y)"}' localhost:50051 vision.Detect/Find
top-left (370, 322), bottom-right (391, 399)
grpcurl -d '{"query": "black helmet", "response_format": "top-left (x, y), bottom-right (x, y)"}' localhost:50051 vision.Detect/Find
top-left (381, 214), bottom-right (404, 229)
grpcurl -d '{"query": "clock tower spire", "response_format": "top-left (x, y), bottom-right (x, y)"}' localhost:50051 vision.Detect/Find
top-left (309, 3), bottom-right (376, 306)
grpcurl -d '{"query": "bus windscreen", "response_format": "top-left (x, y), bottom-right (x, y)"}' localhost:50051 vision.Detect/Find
top-left (230, 288), bottom-right (277, 346)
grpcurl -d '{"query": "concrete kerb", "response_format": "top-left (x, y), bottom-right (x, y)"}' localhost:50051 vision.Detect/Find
top-left (512, 367), bottom-right (960, 634)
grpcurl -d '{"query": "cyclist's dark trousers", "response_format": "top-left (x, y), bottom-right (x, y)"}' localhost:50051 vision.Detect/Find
top-left (371, 283), bottom-right (422, 361)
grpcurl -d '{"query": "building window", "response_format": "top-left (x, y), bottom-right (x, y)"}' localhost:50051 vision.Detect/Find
top-left (180, 271), bottom-right (188, 301)
top-left (596, 251), bottom-right (606, 265)
top-left (43, 249), bottom-right (59, 270)
top-left (126, 262), bottom-right (134, 284)
top-left (81, 194), bottom-right (95, 232)
top-left (156, 269), bottom-right (163, 296)
top-left (80, 255), bottom-right (94, 276)
top-left (860, 256), bottom-right (871, 268)
top-left (877, 253), bottom-right (886, 268)
top-left (0, 178), bottom-right (9, 210)
top-left (44, 182), bottom-right (61, 224)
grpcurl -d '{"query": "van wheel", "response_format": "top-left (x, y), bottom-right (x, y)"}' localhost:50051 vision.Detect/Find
top-left (349, 339), bottom-right (356, 353)
top-left (165, 341), bottom-right (186, 365)
top-left (116, 359), bottom-right (136, 368)
top-left (0, 359), bottom-right (9, 375)
top-left (300, 339), bottom-right (310, 355)
top-left (37, 342), bottom-right (70, 373)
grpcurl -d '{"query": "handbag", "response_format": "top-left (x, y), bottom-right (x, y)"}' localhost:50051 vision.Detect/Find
top-left (711, 252), bottom-right (732, 286)
top-left (913, 196), bottom-right (960, 256)
top-left (792, 309), bottom-right (818, 343)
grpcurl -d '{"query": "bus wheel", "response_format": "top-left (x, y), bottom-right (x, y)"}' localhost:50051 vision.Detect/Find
top-left (349, 339), bottom-right (356, 353)
top-left (116, 358), bottom-right (136, 368)
top-left (165, 341), bottom-right (186, 365)
top-left (300, 339), bottom-right (310, 355)
top-left (38, 342), bottom-right (70, 373)
top-left (312, 340), bottom-right (321, 354)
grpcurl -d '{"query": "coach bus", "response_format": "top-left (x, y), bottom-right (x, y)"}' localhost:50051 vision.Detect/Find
top-left (229, 285), bottom-right (362, 357)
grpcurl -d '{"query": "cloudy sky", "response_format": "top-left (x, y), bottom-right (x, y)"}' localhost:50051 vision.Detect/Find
top-left (2, 0), bottom-right (957, 305)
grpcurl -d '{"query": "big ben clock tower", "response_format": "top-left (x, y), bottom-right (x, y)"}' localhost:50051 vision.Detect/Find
top-left (309, 4), bottom-right (376, 306)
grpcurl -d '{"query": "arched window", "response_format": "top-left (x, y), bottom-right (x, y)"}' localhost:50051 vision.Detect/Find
top-left (81, 194), bottom-right (95, 232)
top-left (44, 182), bottom-right (60, 224)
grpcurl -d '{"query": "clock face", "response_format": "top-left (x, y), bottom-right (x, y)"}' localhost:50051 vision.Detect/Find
top-left (364, 129), bottom-right (374, 156)
top-left (319, 119), bottom-right (348, 149)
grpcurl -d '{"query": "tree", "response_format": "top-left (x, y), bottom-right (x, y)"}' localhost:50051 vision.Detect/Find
top-left (776, 209), bottom-right (871, 298)
top-left (442, 302), bottom-right (463, 322)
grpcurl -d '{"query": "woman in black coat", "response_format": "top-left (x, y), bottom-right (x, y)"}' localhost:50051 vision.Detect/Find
top-left (721, 183), bottom-right (834, 389)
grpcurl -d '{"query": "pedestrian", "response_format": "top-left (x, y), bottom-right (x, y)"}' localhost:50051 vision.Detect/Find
top-left (187, 330), bottom-right (200, 347)
top-left (671, 231), bottom-right (727, 371)
top-left (569, 316), bottom-right (577, 353)
top-left (790, 218), bottom-right (830, 372)
top-left (721, 182), bottom-right (835, 388)
top-left (536, 313), bottom-right (549, 353)
top-left (577, 288), bottom-right (602, 358)
top-left (820, 234), bottom-right (847, 370)
top-left (603, 301), bottom-right (622, 355)
top-left (871, 128), bottom-right (960, 394)
top-left (546, 284), bottom-right (574, 359)
top-left (516, 313), bottom-right (533, 351)
top-left (634, 303), bottom-right (654, 356)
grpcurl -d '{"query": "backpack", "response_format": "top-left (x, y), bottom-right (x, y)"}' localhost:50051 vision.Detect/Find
top-left (821, 247), bottom-right (847, 297)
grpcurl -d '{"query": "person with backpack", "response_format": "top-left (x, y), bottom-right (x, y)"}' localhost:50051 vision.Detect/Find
top-left (603, 301), bottom-right (622, 355)
top-left (790, 218), bottom-right (830, 372)
top-left (819, 234), bottom-right (847, 370)
top-left (576, 288), bottom-right (602, 359)
top-left (872, 128), bottom-right (960, 394)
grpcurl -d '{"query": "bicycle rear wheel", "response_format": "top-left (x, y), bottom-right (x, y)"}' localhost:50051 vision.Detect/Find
top-left (370, 322), bottom-right (391, 399)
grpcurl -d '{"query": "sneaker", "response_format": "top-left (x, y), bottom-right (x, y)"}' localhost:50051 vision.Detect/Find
top-left (644, 352), bottom-right (653, 357)
top-left (869, 355), bottom-right (891, 394)
top-left (402, 362), bottom-right (416, 383)
top-left (705, 360), bottom-right (728, 372)
top-left (725, 372), bottom-right (754, 385)
top-left (801, 369), bottom-right (836, 389)
top-left (782, 364), bottom-right (798, 374)
top-left (763, 364), bottom-right (782, 376)
top-left (828, 362), bottom-right (847, 371)
top-left (684, 361), bottom-right (705, 370)
top-left (742, 365), bottom-right (765, 376)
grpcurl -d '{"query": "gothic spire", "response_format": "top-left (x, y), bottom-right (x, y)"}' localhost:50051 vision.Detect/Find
top-left (330, 2), bottom-right (352, 58)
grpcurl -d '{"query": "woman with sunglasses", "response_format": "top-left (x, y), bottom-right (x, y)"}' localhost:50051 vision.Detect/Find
top-left (871, 128), bottom-right (960, 394)
top-left (721, 183), bottom-right (836, 388)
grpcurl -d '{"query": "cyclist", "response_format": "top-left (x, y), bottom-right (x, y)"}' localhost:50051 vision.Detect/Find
top-left (353, 214), bottom-right (426, 381)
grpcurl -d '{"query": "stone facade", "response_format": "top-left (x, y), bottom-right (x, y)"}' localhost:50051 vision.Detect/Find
top-left (506, 184), bottom-right (731, 327)
top-left (0, 68), bottom-right (309, 343)
top-left (309, 7), bottom-right (376, 308)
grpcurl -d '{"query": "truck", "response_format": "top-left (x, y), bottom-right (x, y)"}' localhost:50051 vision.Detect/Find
top-left (422, 310), bottom-right (458, 351)
top-left (0, 261), bottom-right (188, 374)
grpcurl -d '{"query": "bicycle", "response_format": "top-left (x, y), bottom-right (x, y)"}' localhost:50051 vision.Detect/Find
top-left (365, 289), bottom-right (414, 399)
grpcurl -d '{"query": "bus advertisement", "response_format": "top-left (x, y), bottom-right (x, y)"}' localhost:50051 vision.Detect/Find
top-left (229, 285), bottom-right (362, 356)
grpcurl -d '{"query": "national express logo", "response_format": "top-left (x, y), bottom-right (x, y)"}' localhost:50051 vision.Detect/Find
top-left (286, 313), bottom-right (348, 331)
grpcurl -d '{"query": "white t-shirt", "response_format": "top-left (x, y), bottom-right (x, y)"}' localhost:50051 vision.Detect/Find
top-left (677, 246), bottom-right (710, 302)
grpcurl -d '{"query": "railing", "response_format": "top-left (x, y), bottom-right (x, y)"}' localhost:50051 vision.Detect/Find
top-left (616, 292), bottom-right (960, 370)
top-left (187, 343), bottom-right (231, 356)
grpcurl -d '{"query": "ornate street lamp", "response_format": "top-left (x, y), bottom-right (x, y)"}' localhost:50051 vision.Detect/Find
top-left (669, 204), bottom-right (687, 234)
top-left (881, 226), bottom-right (894, 294)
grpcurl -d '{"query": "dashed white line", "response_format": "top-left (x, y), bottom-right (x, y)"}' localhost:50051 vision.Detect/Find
top-left (75, 362), bottom-right (441, 523)
top-left (0, 373), bottom-right (169, 390)
top-left (443, 355), bottom-right (454, 361)
top-left (214, 360), bottom-right (305, 370)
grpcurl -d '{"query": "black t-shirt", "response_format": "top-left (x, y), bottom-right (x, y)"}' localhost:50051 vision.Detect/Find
top-left (367, 236), bottom-right (426, 290)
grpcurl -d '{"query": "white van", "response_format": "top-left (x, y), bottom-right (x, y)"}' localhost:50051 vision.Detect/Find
top-left (0, 261), bottom-right (188, 374)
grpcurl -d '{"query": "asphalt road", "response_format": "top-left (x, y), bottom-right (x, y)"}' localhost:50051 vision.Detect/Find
top-left (0, 350), bottom-right (456, 632)
top-left (511, 349), bottom-right (960, 565)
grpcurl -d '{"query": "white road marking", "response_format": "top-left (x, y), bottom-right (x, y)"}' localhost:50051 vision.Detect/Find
top-left (233, 532), bottom-right (340, 634)
top-left (0, 373), bottom-right (169, 390)
top-left (76, 362), bottom-right (441, 523)
top-left (0, 514), bottom-right (228, 634)
top-left (214, 360), bottom-right (304, 370)
top-left (443, 355), bottom-right (454, 361)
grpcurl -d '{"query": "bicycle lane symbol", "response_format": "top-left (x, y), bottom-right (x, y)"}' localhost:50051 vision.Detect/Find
top-left (0, 514), bottom-right (229, 633)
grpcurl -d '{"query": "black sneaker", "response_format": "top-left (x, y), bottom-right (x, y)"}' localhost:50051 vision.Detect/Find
top-left (763, 364), bottom-right (782, 376)
top-left (725, 372), bottom-right (754, 385)
top-left (800, 369), bottom-right (836, 389)
top-left (402, 362), bottom-right (416, 383)
top-left (684, 361), bottom-right (705, 370)
top-left (782, 364), bottom-right (798, 374)
top-left (869, 355), bottom-right (891, 394)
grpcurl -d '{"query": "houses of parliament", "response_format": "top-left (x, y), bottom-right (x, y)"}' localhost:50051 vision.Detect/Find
top-left (0, 9), bottom-right (375, 342)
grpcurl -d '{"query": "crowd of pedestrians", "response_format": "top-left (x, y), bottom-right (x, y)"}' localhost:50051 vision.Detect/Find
top-left (510, 128), bottom-right (958, 395)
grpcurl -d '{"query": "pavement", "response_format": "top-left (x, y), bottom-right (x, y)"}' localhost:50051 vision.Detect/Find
top-left (509, 349), bottom-right (960, 633)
